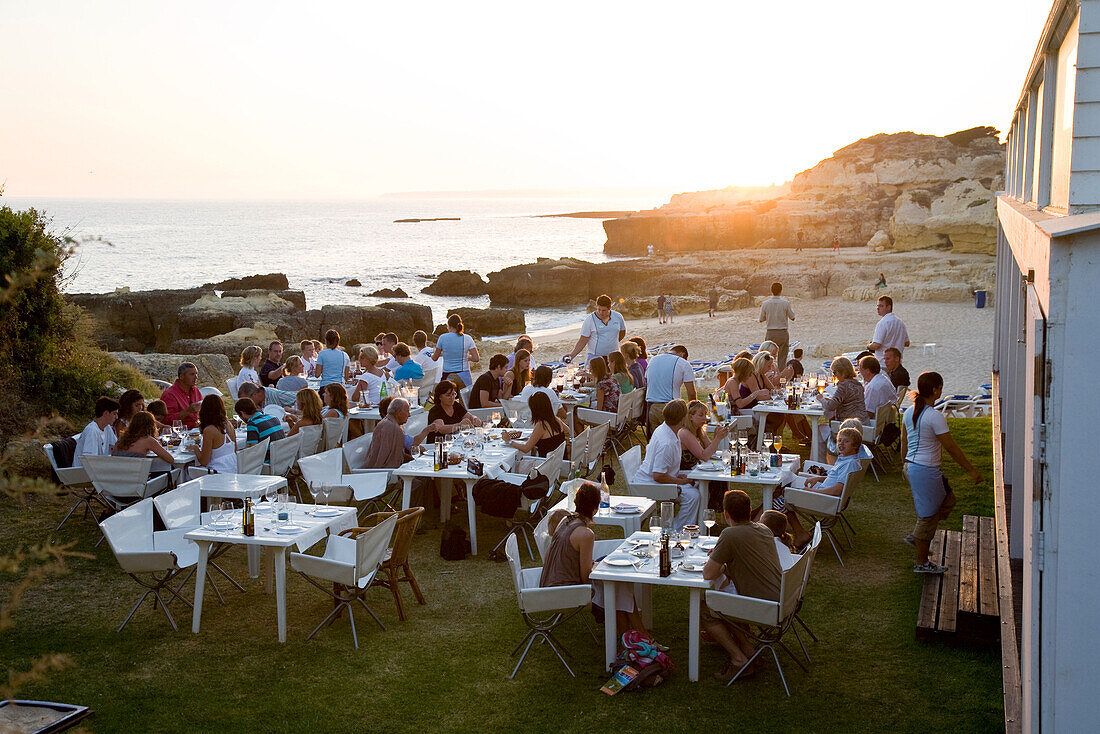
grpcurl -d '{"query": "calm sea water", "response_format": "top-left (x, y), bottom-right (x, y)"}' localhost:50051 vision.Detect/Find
top-left (4, 197), bottom-right (661, 333)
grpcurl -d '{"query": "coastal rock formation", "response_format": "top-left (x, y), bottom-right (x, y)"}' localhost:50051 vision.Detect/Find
top-left (616, 290), bottom-right (752, 319)
top-left (208, 273), bottom-right (289, 291)
top-left (69, 287), bottom-right (212, 352)
top-left (422, 270), bottom-right (490, 296)
top-left (171, 326), bottom-right (282, 365)
top-left (112, 352), bottom-right (235, 388)
top-left (369, 287), bottom-right (409, 298)
top-left (433, 307), bottom-right (526, 337)
top-left (602, 127), bottom-right (1004, 256)
top-left (221, 289), bottom-right (307, 310)
top-left (345, 279), bottom-right (362, 287)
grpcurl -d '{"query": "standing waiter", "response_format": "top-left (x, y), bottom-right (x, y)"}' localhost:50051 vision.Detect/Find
top-left (759, 282), bottom-right (795, 366)
top-left (562, 294), bottom-right (627, 365)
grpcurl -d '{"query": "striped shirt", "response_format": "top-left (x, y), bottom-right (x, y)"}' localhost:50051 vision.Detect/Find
top-left (245, 412), bottom-right (285, 446)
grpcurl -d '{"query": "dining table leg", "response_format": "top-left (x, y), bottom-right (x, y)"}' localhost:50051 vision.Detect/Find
top-left (756, 415), bottom-right (767, 453)
top-left (688, 587), bottom-right (701, 682)
top-left (191, 540), bottom-right (211, 634)
top-left (811, 419), bottom-right (822, 463)
top-left (275, 548), bottom-right (287, 643)
top-left (264, 547), bottom-right (274, 593)
top-left (440, 479), bottom-right (452, 523)
top-left (697, 480), bottom-right (710, 526)
top-left (603, 581), bottom-right (618, 673)
top-left (401, 478), bottom-right (413, 511)
top-left (247, 545), bottom-right (261, 579)
top-left (464, 480), bottom-right (478, 555)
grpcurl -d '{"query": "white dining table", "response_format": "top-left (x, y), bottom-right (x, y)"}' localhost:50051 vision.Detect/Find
top-left (590, 531), bottom-right (717, 682)
top-left (393, 439), bottom-right (520, 555)
top-left (186, 503), bottom-right (356, 643)
top-left (752, 398), bottom-right (826, 461)
top-left (179, 473), bottom-right (288, 502)
top-left (548, 495), bottom-right (656, 537)
top-left (685, 454), bottom-right (801, 525)
top-left (347, 403), bottom-right (424, 430)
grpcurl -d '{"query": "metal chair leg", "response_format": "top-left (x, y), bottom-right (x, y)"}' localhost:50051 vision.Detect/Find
top-left (795, 613), bottom-right (819, 642)
top-left (118, 590), bottom-right (154, 632)
top-left (356, 596), bottom-right (386, 631)
top-left (791, 624), bottom-right (811, 664)
top-left (306, 602), bottom-right (348, 641)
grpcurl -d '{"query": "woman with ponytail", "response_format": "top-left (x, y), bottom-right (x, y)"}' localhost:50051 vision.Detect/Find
top-left (432, 313), bottom-right (479, 389)
top-left (901, 371), bottom-right (983, 574)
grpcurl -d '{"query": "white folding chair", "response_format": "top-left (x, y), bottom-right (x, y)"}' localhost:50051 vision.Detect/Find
top-left (585, 421), bottom-right (611, 477)
top-left (290, 512), bottom-right (398, 649)
top-left (403, 413), bottom-right (428, 442)
top-left (341, 433), bottom-right (373, 472)
top-left (783, 465), bottom-right (863, 566)
top-left (298, 448), bottom-right (390, 512)
top-left (199, 386), bottom-right (222, 399)
top-left (459, 385), bottom-right (473, 406)
top-left (322, 416), bottom-right (349, 451)
top-left (504, 534), bottom-right (592, 678)
top-left (83, 455), bottom-right (171, 514)
top-left (152, 481), bottom-right (243, 601)
top-left (235, 438), bottom-right (270, 475)
top-left (265, 434), bottom-right (303, 477)
top-left (466, 407), bottom-right (500, 425)
top-left (615, 445), bottom-right (678, 502)
top-left (44, 442), bottom-right (99, 532)
top-left (264, 405), bottom-right (288, 422)
top-left (705, 523), bottom-right (821, 696)
top-left (100, 497), bottom-right (197, 632)
top-left (563, 427), bottom-right (590, 477)
top-left (226, 376), bottom-right (241, 400)
top-left (296, 424), bottom-right (324, 458)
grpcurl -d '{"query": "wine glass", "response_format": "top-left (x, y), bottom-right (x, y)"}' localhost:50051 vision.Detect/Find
top-left (308, 481), bottom-right (321, 515)
top-left (264, 484), bottom-right (278, 510)
top-left (763, 432), bottom-right (774, 453)
top-left (773, 434), bottom-right (784, 453)
top-left (650, 518), bottom-right (662, 539)
top-left (737, 431), bottom-right (749, 450)
top-left (703, 509), bottom-right (716, 537)
top-left (491, 410), bottom-right (501, 428)
top-left (318, 485), bottom-right (331, 509)
top-left (172, 420), bottom-right (184, 438)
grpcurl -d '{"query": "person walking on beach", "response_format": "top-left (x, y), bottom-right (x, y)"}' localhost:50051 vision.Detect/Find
top-left (663, 293), bottom-right (675, 323)
top-left (708, 286), bottom-right (719, 317)
top-left (759, 282), bottom-right (794, 367)
top-left (832, 234), bottom-right (840, 253)
top-left (656, 294), bottom-right (666, 324)
top-left (867, 295), bottom-right (910, 364)
top-left (563, 294), bottom-right (626, 365)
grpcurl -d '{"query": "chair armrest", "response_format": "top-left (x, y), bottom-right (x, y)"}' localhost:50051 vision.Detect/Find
top-left (783, 487), bottom-right (841, 515)
top-left (289, 552), bottom-right (356, 585)
top-left (576, 407), bottom-right (618, 427)
top-left (495, 472), bottom-right (527, 486)
top-left (625, 481), bottom-right (679, 502)
top-left (54, 466), bottom-right (91, 485)
top-left (342, 473), bottom-right (389, 501)
top-left (144, 472), bottom-right (171, 497)
top-left (705, 589), bottom-right (780, 626)
top-left (114, 550), bottom-right (179, 574)
top-left (520, 584), bottom-right (592, 614)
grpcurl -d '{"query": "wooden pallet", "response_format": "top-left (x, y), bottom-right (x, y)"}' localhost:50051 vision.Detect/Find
top-left (916, 515), bottom-right (1000, 648)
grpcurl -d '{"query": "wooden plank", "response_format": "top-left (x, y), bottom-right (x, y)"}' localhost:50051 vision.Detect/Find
top-left (979, 515), bottom-right (1000, 617)
top-left (937, 531), bottom-right (963, 633)
top-left (959, 515), bottom-right (980, 615)
top-left (916, 529), bottom-right (946, 639)
top-left (992, 373), bottom-right (1023, 734)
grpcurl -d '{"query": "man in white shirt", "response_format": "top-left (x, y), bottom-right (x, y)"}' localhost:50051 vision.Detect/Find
top-left (299, 340), bottom-right (318, 377)
top-left (73, 396), bottom-right (119, 468)
top-left (868, 295), bottom-right (910, 364)
top-left (411, 330), bottom-right (439, 375)
top-left (644, 345), bottom-right (697, 434)
top-left (758, 282), bottom-right (795, 366)
top-left (631, 399), bottom-right (701, 531)
top-left (562, 294), bottom-right (626, 365)
top-left (859, 355), bottom-right (897, 419)
top-left (518, 366), bottom-right (567, 419)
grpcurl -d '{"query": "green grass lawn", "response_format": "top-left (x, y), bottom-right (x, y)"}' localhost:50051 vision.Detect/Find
top-left (2, 418), bottom-right (1003, 733)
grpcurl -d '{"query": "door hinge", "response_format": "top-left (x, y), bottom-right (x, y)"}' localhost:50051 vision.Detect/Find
top-left (1037, 530), bottom-right (1046, 572)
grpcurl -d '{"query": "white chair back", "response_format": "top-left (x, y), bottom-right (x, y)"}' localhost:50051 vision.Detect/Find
top-left (586, 422), bottom-right (610, 472)
top-left (297, 424), bottom-right (324, 457)
top-left (783, 522), bottom-right (821, 618)
top-left (505, 534), bottom-right (529, 605)
top-left (404, 412), bottom-right (428, 439)
top-left (322, 416), bottom-right (349, 450)
top-left (626, 389), bottom-right (646, 421)
top-left (226, 376), bottom-right (241, 400)
top-left (267, 434), bottom-right (303, 475)
top-left (298, 448), bottom-right (343, 487)
top-left (459, 385), bottom-right (473, 407)
top-left (153, 482), bottom-right (201, 529)
top-left (533, 513), bottom-right (552, 560)
top-left (352, 513), bottom-right (399, 587)
top-left (538, 441), bottom-right (567, 487)
top-left (199, 386), bottom-right (222, 398)
top-left (236, 438), bottom-right (270, 475)
top-left (83, 455), bottom-right (158, 500)
top-left (617, 445), bottom-right (641, 479)
top-left (342, 433), bottom-right (373, 471)
top-left (466, 407), bottom-right (499, 424)
top-left (265, 405), bottom-right (287, 421)
top-left (44, 443), bottom-right (90, 486)
top-left (101, 498), bottom-right (154, 555)
top-left (871, 402), bottom-right (896, 442)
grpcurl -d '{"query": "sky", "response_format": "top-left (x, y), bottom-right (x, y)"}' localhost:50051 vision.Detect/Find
top-left (1, 0), bottom-right (1056, 200)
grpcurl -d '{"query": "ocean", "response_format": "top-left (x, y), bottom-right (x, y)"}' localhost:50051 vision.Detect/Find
top-left (3, 196), bottom-right (663, 334)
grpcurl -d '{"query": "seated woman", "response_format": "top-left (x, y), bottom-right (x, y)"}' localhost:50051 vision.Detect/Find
top-left (237, 345), bottom-right (263, 394)
top-left (426, 379), bottom-right (481, 440)
top-left (320, 382), bottom-right (348, 419)
top-left (590, 356), bottom-right (620, 413)
top-left (506, 335), bottom-right (534, 370)
top-left (186, 395), bottom-right (237, 475)
top-left (286, 387), bottom-right (324, 436)
top-left (145, 399), bottom-right (170, 433)
top-left (608, 351), bottom-right (634, 395)
top-left (727, 357), bottom-right (770, 415)
top-left (678, 399), bottom-right (729, 470)
top-left (113, 410), bottom-right (175, 464)
top-left (759, 340), bottom-right (795, 382)
top-left (775, 426), bottom-right (864, 548)
top-left (351, 345), bottom-right (387, 405)
top-left (816, 357), bottom-right (866, 460)
top-left (114, 389), bottom-right (146, 435)
top-left (627, 336), bottom-right (649, 373)
top-left (502, 348), bottom-right (531, 399)
top-left (506, 392), bottom-right (568, 458)
top-left (539, 482), bottom-right (652, 638)
top-left (620, 341), bottom-right (645, 390)
top-left (276, 355), bottom-right (309, 392)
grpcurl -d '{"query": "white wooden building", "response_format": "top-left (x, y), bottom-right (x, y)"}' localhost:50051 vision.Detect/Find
top-left (998, 0), bottom-right (1100, 730)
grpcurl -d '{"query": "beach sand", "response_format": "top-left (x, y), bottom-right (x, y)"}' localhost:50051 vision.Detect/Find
top-left (483, 297), bottom-right (994, 395)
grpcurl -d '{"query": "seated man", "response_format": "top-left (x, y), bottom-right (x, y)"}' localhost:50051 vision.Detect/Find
top-left (786, 347), bottom-right (805, 379)
top-left (859, 355), bottom-right (896, 419)
top-left (237, 381), bottom-right (298, 411)
top-left (517, 365), bottom-right (567, 419)
top-left (390, 342), bottom-right (424, 382)
top-left (161, 362), bottom-right (203, 429)
top-left (631, 399), bottom-right (700, 531)
top-left (411, 330), bottom-right (438, 372)
top-left (883, 346), bottom-right (910, 390)
top-left (702, 489), bottom-right (783, 679)
top-left (364, 397), bottom-right (430, 468)
top-left (775, 426), bottom-right (864, 548)
top-left (374, 331), bottom-right (399, 370)
top-left (299, 339), bottom-right (318, 377)
top-left (259, 340), bottom-right (285, 387)
top-left (235, 398), bottom-right (285, 446)
top-left (73, 396), bottom-right (119, 468)
top-left (469, 354), bottom-right (508, 409)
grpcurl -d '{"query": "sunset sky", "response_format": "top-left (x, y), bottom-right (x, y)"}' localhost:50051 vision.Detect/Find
top-left (2, 0), bottom-right (1054, 200)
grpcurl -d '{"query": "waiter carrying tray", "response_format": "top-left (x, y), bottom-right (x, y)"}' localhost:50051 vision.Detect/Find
top-left (562, 294), bottom-right (627, 365)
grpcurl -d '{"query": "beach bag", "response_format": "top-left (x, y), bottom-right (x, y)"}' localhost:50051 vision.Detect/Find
top-left (600, 631), bottom-right (672, 694)
top-left (439, 523), bottom-right (470, 561)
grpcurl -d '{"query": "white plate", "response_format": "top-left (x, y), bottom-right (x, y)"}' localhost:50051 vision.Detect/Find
top-left (207, 520), bottom-right (236, 529)
top-left (695, 463), bottom-right (724, 472)
top-left (612, 505), bottom-right (641, 514)
top-left (275, 524), bottom-right (305, 534)
top-left (679, 563), bottom-right (705, 572)
top-left (312, 507), bottom-right (341, 517)
top-left (604, 557), bottom-right (636, 567)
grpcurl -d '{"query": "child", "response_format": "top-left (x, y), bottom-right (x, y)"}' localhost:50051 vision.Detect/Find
top-left (786, 348), bottom-right (805, 379)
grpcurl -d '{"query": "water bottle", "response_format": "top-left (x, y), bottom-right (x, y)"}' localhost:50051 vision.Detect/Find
top-left (599, 471), bottom-right (611, 510)
top-left (380, 380), bottom-right (388, 400)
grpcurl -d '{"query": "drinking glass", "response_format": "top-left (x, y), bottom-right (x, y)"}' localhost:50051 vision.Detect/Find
top-left (265, 484), bottom-right (278, 506)
top-left (773, 434), bottom-right (784, 453)
top-left (747, 453), bottom-right (760, 476)
top-left (649, 518), bottom-right (662, 539)
top-left (172, 420), bottom-right (184, 438)
top-left (318, 485), bottom-right (331, 508)
top-left (703, 509), bottom-right (716, 537)
top-left (308, 481), bottom-right (321, 515)
top-left (737, 431), bottom-right (748, 450)
top-left (763, 432), bottom-right (774, 453)
top-left (491, 410), bottom-right (501, 427)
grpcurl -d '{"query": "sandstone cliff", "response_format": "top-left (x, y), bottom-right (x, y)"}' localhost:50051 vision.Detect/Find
top-left (602, 127), bottom-right (1004, 256)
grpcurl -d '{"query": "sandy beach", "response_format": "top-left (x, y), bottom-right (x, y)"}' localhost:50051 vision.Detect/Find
top-left (484, 297), bottom-right (995, 396)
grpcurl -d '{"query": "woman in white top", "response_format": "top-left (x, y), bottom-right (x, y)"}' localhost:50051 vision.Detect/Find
top-left (237, 345), bottom-right (262, 394)
top-left (351, 345), bottom-right (387, 405)
top-left (901, 371), bottom-right (983, 574)
top-left (432, 313), bottom-right (479, 388)
top-left (187, 395), bottom-right (237, 474)
top-left (276, 355), bottom-right (309, 392)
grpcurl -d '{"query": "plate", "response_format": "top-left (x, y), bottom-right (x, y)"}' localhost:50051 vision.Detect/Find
top-left (612, 505), bottom-right (641, 514)
top-left (207, 520), bottom-right (236, 529)
top-left (604, 557), bottom-right (636, 567)
top-left (252, 504), bottom-right (273, 513)
top-left (695, 463), bottom-right (724, 472)
top-left (312, 507), bottom-right (341, 517)
top-left (679, 563), bottom-right (705, 572)
top-left (275, 524), bottom-right (305, 534)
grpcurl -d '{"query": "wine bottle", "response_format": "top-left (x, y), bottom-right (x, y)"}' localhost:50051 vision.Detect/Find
top-left (243, 498), bottom-right (255, 537)
top-left (659, 534), bottom-right (671, 577)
